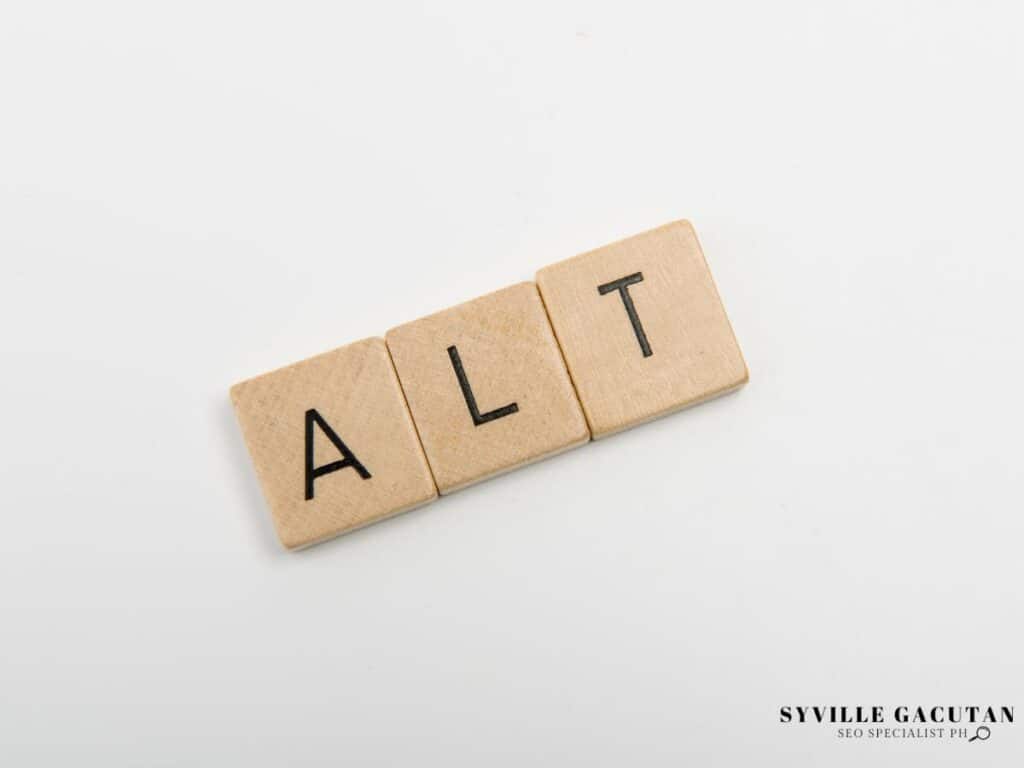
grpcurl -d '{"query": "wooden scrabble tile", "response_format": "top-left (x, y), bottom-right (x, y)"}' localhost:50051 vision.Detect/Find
top-left (536, 220), bottom-right (748, 438)
top-left (230, 338), bottom-right (437, 549)
top-left (385, 282), bottom-right (589, 494)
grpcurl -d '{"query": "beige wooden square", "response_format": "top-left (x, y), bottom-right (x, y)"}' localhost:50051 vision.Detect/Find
top-left (385, 282), bottom-right (589, 494)
top-left (536, 220), bottom-right (748, 438)
top-left (230, 338), bottom-right (437, 549)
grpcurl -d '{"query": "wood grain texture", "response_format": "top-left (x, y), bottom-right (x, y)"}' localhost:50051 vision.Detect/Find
top-left (230, 338), bottom-right (437, 549)
top-left (386, 282), bottom-right (590, 494)
top-left (536, 220), bottom-right (748, 438)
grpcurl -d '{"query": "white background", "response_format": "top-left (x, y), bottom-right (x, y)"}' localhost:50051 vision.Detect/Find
top-left (1, 2), bottom-right (1022, 765)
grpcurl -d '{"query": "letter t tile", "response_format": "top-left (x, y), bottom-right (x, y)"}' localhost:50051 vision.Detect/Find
top-left (536, 220), bottom-right (748, 438)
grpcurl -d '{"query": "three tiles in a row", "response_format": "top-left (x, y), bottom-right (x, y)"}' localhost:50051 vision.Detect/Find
top-left (231, 220), bottom-right (749, 549)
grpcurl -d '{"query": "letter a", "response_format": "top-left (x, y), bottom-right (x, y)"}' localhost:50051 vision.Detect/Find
top-left (304, 408), bottom-right (371, 500)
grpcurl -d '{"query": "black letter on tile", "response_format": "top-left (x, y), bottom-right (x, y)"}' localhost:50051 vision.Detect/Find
top-left (447, 345), bottom-right (519, 426)
top-left (305, 408), bottom-right (371, 500)
top-left (598, 272), bottom-right (652, 357)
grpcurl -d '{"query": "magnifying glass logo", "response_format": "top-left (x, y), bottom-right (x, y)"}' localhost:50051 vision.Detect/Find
top-left (968, 725), bottom-right (991, 743)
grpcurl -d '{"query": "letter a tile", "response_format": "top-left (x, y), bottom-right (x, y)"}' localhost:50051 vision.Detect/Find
top-left (536, 220), bottom-right (748, 438)
top-left (386, 283), bottom-right (589, 494)
top-left (230, 338), bottom-right (437, 549)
